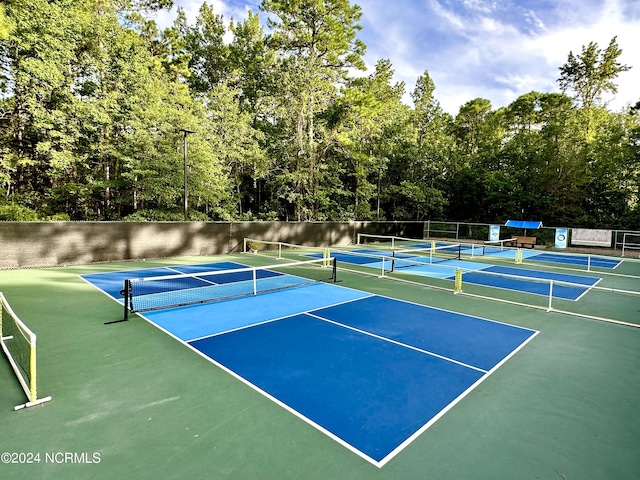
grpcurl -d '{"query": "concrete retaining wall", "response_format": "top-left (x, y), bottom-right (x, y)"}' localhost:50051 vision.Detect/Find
top-left (0, 221), bottom-right (423, 268)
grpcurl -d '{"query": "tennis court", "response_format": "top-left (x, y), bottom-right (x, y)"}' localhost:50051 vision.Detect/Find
top-left (2, 244), bottom-right (640, 480)
top-left (80, 261), bottom-right (537, 467)
top-left (321, 249), bottom-right (601, 301)
top-left (484, 247), bottom-right (622, 269)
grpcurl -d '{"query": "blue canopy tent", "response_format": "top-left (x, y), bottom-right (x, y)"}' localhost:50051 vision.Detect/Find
top-left (505, 220), bottom-right (542, 236)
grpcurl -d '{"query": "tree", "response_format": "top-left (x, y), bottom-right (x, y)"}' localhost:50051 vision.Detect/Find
top-left (260, 0), bottom-right (366, 220)
top-left (557, 37), bottom-right (631, 108)
top-left (388, 70), bottom-right (452, 220)
top-left (332, 59), bottom-right (405, 219)
top-left (204, 84), bottom-right (265, 218)
top-left (175, 2), bottom-right (229, 94)
top-left (0, 0), bottom-right (232, 220)
top-left (261, 0), bottom-right (365, 73)
top-left (228, 11), bottom-right (276, 116)
top-left (0, 4), bottom-right (14, 39)
top-left (453, 98), bottom-right (494, 159)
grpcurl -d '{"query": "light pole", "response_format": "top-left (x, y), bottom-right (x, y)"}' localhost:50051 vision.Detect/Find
top-left (179, 129), bottom-right (196, 221)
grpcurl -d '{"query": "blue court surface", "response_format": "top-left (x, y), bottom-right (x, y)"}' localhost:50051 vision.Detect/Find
top-left (81, 261), bottom-right (249, 301)
top-left (527, 252), bottom-right (622, 269)
top-left (326, 250), bottom-right (601, 301)
top-left (484, 248), bottom-right (622, 269)
top-left (81, 261), bottom-right (538, 467)
top-left (452, 266), bottom-right (600, 301)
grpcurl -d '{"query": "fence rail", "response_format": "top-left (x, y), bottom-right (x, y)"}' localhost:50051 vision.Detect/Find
top-left (424, 220), bottom-right (639, 254)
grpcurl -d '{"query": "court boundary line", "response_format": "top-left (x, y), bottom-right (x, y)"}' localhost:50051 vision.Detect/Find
top-left (337, 249), bottom-right (605, 302)
top-left (77, 261), bottom-right (253, 307)
top-left (78, 275), bottom-right (126, 305)
top-left (185, 290), bottom-right (376, 343)
top-left (79, 259), bottom-right (542, 468)
top-left (379, 328), bottom-right (539, 467)
top-left (343, 265), bottom-right (640, 329)
top-left (183, 309), bottom-right (538, 469)
top-left (306, 312), bottom-right (488, 373)
top-left (443, 271), bottom-right (597, 302)
top-left (524, 252), bottom-right (623, 270)
top-left (129, 293), bottom-right (387, 467)
top-left (573, 277), bottom-right (604, 301)
top-left (184, 321), bottom-right (385, 467)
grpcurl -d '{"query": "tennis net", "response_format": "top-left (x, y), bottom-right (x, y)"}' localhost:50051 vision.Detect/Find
top-left (1, 292), bottom-right (52, 410)
top-left (123, 257), bottom-right (337, 317)
top-left (391, 244), bottom-right (461, 271)
top-left (482, 238), bottom-right (517, 255)
top-left (357, 233), bottom-right (433, 250)
top-left (243, 238), bottom-right (324, 260)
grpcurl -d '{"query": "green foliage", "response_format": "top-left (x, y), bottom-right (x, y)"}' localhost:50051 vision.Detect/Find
top-left (175, 2), bottom-right (229, 93)
top-left (0, 203), bottom-right (39, 221)
top-left (0, 4), bottom-right (14, 40)
top-left (558, 37), bottom-right (632, 108)
top-left (0, 1), bottom-right (638, 229)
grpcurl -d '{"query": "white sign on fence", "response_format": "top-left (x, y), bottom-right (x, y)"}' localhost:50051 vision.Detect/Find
top-left (571, 228), bottom-right (612, 247)
top-left (489, 225), bottom-right (500, 242)
top-left (555, 228), bottom-right (568, 249)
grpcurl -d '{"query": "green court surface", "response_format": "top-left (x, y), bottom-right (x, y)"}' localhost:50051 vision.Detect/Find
top-left (1, 253), bottom-right (640, 480)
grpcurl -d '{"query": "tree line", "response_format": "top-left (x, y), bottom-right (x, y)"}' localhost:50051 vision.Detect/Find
top-left (1, 0), bottom-right (639, 228)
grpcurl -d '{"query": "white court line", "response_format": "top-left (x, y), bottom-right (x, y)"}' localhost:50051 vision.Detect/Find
top-left (83, 261), bottom-right (540, 468)
top-left (186, 290), bottom-right (375, 343)
top-left (306, 312), bottom-right (488, 374)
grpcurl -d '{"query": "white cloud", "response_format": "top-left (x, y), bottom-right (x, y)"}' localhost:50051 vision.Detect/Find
top-left (427, 0), bottom-right (467, 33)
top-left (462, 0), bottom-right (498, 14)
top-left (524, 10), bottom-right (546, 32)
top-left (153, 0), bottom-right (252, 30)
top-left (150, 0), bottom-right (640, 113)
top-left (361, 0), bottom-right (640, 113)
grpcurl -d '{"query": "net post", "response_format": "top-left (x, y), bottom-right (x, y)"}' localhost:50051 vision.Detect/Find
top-left (106, 280), bottom-right (130, 324)
top-left (29, 335), bottom-right (37, 403)
top-left (547, 281), bottom-right (554, 312)
top-left (322, 248), bottom-right (331, 267)
top-left (515, 248), bottom-right (523, 264)
top-left (125, 280), bottom-right (130, 320)
top-left (331, 257), bottom-right (337, 282)
top-left (454, 268), bottom-right (463, 294)
top-left (124, 279), bottom-right (131, 320)
top-left (357, 233), bottom-right (361, 245)
top-left (253, 268), bottom-right (258, 295)
top-left (587, 255), bottom-right (591, 272)
top-left (243, 238), bottom-right (247, 253)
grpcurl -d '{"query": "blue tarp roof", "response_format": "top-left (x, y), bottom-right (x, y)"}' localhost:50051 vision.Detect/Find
top-left (505, 220), bottom-right (543, 229)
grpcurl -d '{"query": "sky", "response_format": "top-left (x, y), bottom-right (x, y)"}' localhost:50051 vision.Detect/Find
top-left (154, 0), bottom-right (640, 115)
